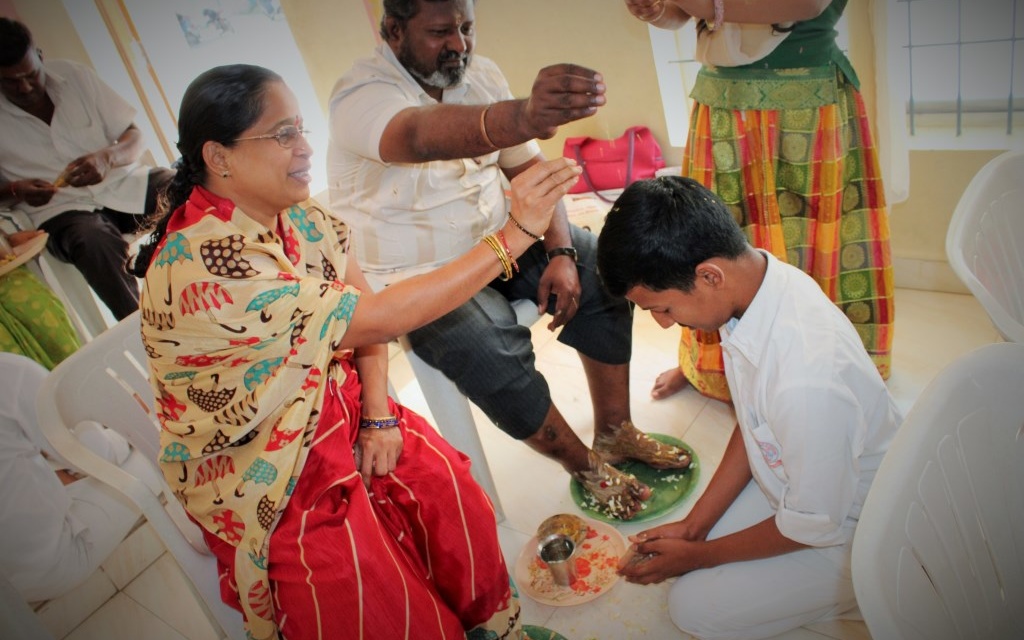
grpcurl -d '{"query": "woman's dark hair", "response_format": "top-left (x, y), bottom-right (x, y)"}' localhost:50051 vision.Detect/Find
top-left (0, 18), bottom-right (33, 67)
top-left (597, 176), bottom-right (749, 297)
top-left (130, 64), bottom-right (281, 277)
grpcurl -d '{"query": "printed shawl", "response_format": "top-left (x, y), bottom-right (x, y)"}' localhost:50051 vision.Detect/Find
top-left (139, 187), bottom-right (360, 639)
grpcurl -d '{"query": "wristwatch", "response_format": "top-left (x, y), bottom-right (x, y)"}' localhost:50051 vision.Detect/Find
top-left (546, 247), bottom-right (578, 263)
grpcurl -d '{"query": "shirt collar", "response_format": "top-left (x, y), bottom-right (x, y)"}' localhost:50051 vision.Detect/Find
top-left (377, 42), bottom-right (471, 104)
top-left (721, 250), bottom-right (787, 368)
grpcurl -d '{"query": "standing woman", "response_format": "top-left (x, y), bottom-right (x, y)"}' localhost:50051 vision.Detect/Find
top-left (627, 0), bottom-right (894, 402)
top-left (130, 64), bottom-right (578, 640)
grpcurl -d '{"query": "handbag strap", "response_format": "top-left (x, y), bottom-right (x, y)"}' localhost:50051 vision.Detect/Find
top-left (624, 127), bottom-right (637, 187)
top-left (571, 144), bottom-right (615, 204)
top-left (570, 130), bottom-right (640, 204)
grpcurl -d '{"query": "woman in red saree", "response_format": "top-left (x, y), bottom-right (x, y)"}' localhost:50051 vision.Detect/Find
top-left (131, 64), bottom-right (579, 640)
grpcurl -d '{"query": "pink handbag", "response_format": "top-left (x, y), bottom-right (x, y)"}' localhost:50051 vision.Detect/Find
top-left (563, 126), bottom-right (665, 200)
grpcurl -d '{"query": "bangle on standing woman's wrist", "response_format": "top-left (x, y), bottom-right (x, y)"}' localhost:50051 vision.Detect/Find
top-left (638, 0), bottom-right (666, 23)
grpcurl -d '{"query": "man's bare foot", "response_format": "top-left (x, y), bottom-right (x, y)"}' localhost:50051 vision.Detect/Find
top-left (593, 420), bottom-right (692, 470)
top-left (651, 367), bottom-right (689, 400)
top-left (572, 450), bottom-right (651, 520)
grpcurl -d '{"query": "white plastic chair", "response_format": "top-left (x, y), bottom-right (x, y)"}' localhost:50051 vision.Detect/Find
top-left (399, 298), bottom-right (541, 523)
top-left (851, 342), bottom-right (1024, 640)
top-left (34, 312), bottom-right (246, 640)
top-left (946, 150), bottom-right (1024, 343)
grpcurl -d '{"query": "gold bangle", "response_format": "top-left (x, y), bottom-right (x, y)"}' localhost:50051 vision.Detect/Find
top-left (506, 212), bottom-right (544, 242)
top-left (483, 234), bottom-right (513, 281)
top-left (483, 230), bottom-right (512, 278)
top-left (480, 104), bottom-right (498, 149)
top-left (484, 234), bottom-right (513, 281)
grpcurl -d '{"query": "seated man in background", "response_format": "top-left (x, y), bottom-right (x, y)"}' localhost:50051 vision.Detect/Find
top-left (327, 0), bottom-right (691, 519)
top-left (599, 176), bottom-right (901, 639)
top-left (0, 352), bottom-right (158, 603)
top-left (0, 18), bottom-right (173, 321)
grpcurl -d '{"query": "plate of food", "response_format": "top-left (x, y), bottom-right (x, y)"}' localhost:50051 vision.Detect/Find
top-left (515, 515), bottom-right (625, 607)
top-left (569, 433), bottom-right (699, 524)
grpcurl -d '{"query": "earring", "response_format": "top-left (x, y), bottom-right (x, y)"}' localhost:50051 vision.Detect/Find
top-left (221, 171), bottom-right (230, 178)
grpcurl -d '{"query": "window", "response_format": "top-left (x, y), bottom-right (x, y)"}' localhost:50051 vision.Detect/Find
top-left (63, 0), bottom-right (333, 194)
top-left (884, 0), bottom-right (1024, 150)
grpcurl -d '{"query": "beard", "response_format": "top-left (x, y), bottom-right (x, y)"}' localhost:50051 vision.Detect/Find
top-left (398, 43), bottom-right (469, 89)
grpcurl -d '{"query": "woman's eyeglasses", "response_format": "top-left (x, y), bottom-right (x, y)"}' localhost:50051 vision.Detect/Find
top-left (234, 125), bottom-right (310, 149)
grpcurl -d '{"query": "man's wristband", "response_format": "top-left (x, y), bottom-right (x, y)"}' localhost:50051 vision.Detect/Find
top-left (546, 247), bottom-right (578, 263)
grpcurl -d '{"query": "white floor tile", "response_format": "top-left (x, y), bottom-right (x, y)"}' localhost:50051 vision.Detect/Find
top-left (33, 569), bottom-right (117, 640)
top-left (63, 593), bottom-right (188, 640)
top-left (99, 522), bottom-right (164, 590)
top-left (122, 554), bottom-right (222, 640)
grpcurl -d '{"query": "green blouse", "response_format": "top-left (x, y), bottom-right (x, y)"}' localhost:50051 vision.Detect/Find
top-left (691, 0), bottom-right (859, 111)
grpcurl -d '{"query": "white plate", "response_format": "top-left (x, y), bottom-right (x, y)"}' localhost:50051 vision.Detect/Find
top-left (0, 232), bottom-right (48, 278)
top-left (515, 516), bottom-right (626, 607)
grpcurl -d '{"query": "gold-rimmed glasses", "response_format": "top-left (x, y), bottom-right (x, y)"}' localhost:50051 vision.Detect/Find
top-left (233, 125), bottom-right (310, 149)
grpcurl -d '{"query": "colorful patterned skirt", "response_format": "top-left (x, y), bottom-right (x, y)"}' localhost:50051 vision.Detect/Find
top-left (678, 66), bottom-right (894, 401)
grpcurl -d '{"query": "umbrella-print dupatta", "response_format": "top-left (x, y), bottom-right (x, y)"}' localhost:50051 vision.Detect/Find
top-left (139, 186), bottom-right (360, 639)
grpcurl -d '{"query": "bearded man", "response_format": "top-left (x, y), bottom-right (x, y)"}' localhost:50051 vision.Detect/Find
top-left (326, 0), bottom-right (692, 519)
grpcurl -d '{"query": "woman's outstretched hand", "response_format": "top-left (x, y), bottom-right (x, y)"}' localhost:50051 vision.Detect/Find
top-left (505, 158), bottom-right (581, 251)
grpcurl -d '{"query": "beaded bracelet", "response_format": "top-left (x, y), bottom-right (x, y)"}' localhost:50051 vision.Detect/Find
top-left (708, 0), bottom-right (725, 32)
top-left (506, 212), bottom-right (544, 242)
top-left (359, 415), bottom-right (399, 429)
top-left (479, 104), bottom-right (498, 149)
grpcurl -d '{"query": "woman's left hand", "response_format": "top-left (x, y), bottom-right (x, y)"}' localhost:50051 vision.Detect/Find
top-left (354, 425), bottom-right (403, 486)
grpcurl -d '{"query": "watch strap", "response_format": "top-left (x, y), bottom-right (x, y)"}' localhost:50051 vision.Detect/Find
top-left (546, 247), bottom-right (577, 262)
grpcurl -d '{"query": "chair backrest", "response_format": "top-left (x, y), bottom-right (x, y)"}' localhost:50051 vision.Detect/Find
top-left (34, 311), bottom-right (246, 640)
top-left (946, 150), bottom-right (1024, 343)
top-left (851, 342), bottom-right (1024, 640)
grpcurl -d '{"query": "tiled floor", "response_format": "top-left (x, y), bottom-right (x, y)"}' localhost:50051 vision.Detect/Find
top-left (41, 287), bottom-right (1000, 639)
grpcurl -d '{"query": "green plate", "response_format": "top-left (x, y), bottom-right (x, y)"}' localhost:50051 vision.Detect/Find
top-left (523, 625), bottom-right (569, 640)
top-left (569, 433), bottom-right (699, 524)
